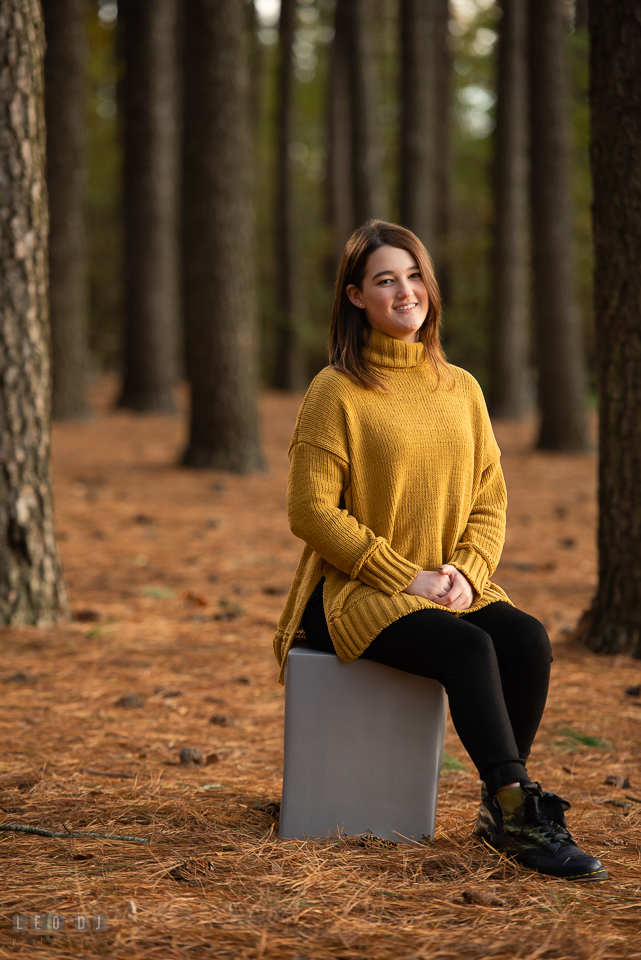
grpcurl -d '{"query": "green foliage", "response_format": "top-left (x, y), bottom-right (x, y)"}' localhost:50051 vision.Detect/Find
top-left (555, 727), bottom-right (613, 751)
top-left (441, 752), bottom-right (468, 772)
top-left (141, 586), bottom-right (177, 600)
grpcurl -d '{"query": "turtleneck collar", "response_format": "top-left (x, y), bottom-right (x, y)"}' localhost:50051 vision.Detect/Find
top-left (365, 328), bottom-right (427, 369)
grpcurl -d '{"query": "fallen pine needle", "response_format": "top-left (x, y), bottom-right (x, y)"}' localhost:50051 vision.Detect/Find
top-left (84, 767), bottom-right (140, 779)
top-left (0, 823), bottom-right (150, 844)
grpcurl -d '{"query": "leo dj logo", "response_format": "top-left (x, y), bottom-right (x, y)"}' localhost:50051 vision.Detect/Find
top-left (13, 914), bottom-right (108, 933)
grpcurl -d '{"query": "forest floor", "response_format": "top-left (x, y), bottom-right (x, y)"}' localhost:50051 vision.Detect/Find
top-left (0, 379), bottom-right (640, 959)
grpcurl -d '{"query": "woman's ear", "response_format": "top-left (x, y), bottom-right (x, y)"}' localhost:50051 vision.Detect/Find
top-left (345, 284), bottom-right (364, 309)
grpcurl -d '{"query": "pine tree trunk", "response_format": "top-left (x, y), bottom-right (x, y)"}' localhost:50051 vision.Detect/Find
top-left (0, 0), bottom-right (68, 624)
top-left (246, 0), bottom-right (262, 128)
top-left (43, 0), bottom-right (91, 421)
top-left (272, 0), bottom-right (306, 391)
top-left (347, 0), bottom-right (383, 224)
top-left (528, 0), bottom-right (589, 450)
top-left (327, 0), bottom-right (354, 269)
top-left (399, 0), bottom-right (437, 250)
top-left (118, 0), bottom-right (179, 413)
top-left (574, 0), bottom-right (587, 31)
top-left (181, 0), bottom-right (264, 472)
top-left (489, 0), bottom-right (529, 418)
top-left (577, 2), bottom-right (641, 656)
top-left (433, 0), bottom-right (452, 306)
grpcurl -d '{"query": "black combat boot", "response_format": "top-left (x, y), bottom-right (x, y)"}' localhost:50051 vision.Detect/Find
top-left (473, 781), bottom-right (608, 881)
top-left (472, 782), bottom-right (503, 847)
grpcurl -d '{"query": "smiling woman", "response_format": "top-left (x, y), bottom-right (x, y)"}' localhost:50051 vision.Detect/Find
top-left (346, 246), bottom-right (428, 343)
top-left (328, 220), bottom-right (447, 392)
top-left (274, 219), bottom-right (607, 883)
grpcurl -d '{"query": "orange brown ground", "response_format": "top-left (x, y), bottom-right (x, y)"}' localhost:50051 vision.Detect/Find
top-left (0, 380), bottom-right (640, 959)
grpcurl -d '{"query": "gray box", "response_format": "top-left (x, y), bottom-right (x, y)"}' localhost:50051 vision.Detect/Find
top-left (280, 647), bottom-right (446, 843)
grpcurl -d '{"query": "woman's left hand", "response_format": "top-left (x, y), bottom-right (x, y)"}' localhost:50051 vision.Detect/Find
top-left (434, 564), bottom-right (474, 611)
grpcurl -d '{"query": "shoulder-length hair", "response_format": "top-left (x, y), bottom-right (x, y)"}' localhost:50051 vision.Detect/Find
top-left (328, 220), bottom-right (449, 391)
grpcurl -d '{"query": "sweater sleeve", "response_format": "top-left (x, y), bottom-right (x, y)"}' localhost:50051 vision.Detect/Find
top-left (448, 456), bottom-right (507, 597)
top-left (287, 440), bottom-right (421, 595)
top-left (447, 376), bottom-right (507, 597)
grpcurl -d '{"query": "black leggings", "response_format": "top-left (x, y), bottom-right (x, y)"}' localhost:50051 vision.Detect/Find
top-left (301, 580), bottom-right (552, 795)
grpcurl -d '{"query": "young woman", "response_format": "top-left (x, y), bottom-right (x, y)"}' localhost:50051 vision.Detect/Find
top-left (274, 220), bottom-right (606, 881)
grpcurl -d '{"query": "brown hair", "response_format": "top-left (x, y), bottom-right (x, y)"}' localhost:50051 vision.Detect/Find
top-left (328, 220), bottom-right (449, 391)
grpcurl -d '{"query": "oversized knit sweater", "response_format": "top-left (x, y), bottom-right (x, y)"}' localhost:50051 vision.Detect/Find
top-left (274, 329), bottom-right (511, 682)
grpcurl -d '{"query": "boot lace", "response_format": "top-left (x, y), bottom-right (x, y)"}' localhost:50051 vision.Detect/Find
top-left (509, 783), bottom-right (576, 850)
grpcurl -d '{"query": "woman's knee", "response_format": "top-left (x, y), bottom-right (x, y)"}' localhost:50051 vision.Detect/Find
top-left (447, 622), bottom-right (497, 669)
top-left (510, 610), bottom-right (553, 665)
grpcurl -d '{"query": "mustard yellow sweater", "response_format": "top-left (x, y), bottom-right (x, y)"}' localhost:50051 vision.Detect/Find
top-left (274, 329), bottom-right (511, 681)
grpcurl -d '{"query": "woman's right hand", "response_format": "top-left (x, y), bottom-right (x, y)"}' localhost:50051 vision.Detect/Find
top-left (404, 570), bottom-right (452, 603)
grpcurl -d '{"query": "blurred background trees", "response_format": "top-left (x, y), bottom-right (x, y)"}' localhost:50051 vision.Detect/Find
top-left (1, 0), bottom-right (637, 639)
top-left (487, 0), bottom-right (528, 419)
top-left (272, 0), bottom-right (306, 390)
top-left (528, 0), bottom-right (589, 450)
top-left (76, 0), bottom-right (596, 423)
top-left (117, 0), bottom-right (179, 413)
top-left (181, 0), bottom-right (265, 471)
top-left (44, 0), bottom-right (91, 420)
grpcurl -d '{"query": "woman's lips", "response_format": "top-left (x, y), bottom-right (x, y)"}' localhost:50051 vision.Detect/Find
top-left (394, 303), bottom-right (418, 312)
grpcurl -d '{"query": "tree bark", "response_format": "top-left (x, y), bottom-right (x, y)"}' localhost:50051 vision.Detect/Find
top-left (272, 0), bottom-right (306, 391)
top-left (0, 0), bottom-right (68, 624)
top-left (181, 0), bottom-right (264, 471)
top-left (577, 2), bottom-right (641, 656)
top-left (117, 0), bottom-right (179, 413)
top-left (433, 0), bottom-right (452, 306)
top-left (327, 0), bottom-right (354, 269)
top-left (528, 0), bottom-right (589, 450)
top-left (43, 0), bottom-right (91, 420)
top-left (488, 0), bottom-right (529, 418)
top-left (574, 0), bottom-right (588, 31)
top-left (399, 0), bottom-right (437, 250)
top-left (246, 0), bottom-right (263, 133)
top-left (346, 0), bottom-right (383, 225)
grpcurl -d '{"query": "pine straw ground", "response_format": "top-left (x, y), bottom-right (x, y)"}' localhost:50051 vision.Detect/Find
top-left (0, 381), bottom-right (640, 960)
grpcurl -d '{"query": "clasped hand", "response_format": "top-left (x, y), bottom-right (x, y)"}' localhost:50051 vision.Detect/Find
top-left (404, 564), bottom-right (474, 611)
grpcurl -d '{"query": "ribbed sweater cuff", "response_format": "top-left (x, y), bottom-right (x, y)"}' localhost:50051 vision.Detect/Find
top-left (449, 546), bottom-right (489, 598)
top-left (354, 539), bottom-right (421, 596)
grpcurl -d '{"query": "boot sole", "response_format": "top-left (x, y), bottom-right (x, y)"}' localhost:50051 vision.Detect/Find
top-left (538, 866), bottom-right (609, 882)
top-left (472, 835), bottom-right (609, 882)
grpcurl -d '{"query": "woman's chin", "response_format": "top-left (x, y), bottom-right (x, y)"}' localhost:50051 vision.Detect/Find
top-left (368, 317), bottom-right (423, 342)
top-left (389, 323), bottom-right (422, 342)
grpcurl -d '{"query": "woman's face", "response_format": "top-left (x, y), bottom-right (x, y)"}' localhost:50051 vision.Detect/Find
top-left (346, 245), bottom-right (428, 343)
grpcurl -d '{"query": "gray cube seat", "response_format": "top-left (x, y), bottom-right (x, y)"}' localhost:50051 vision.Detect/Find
top-left (279, 646), bottom-right (446, 843)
